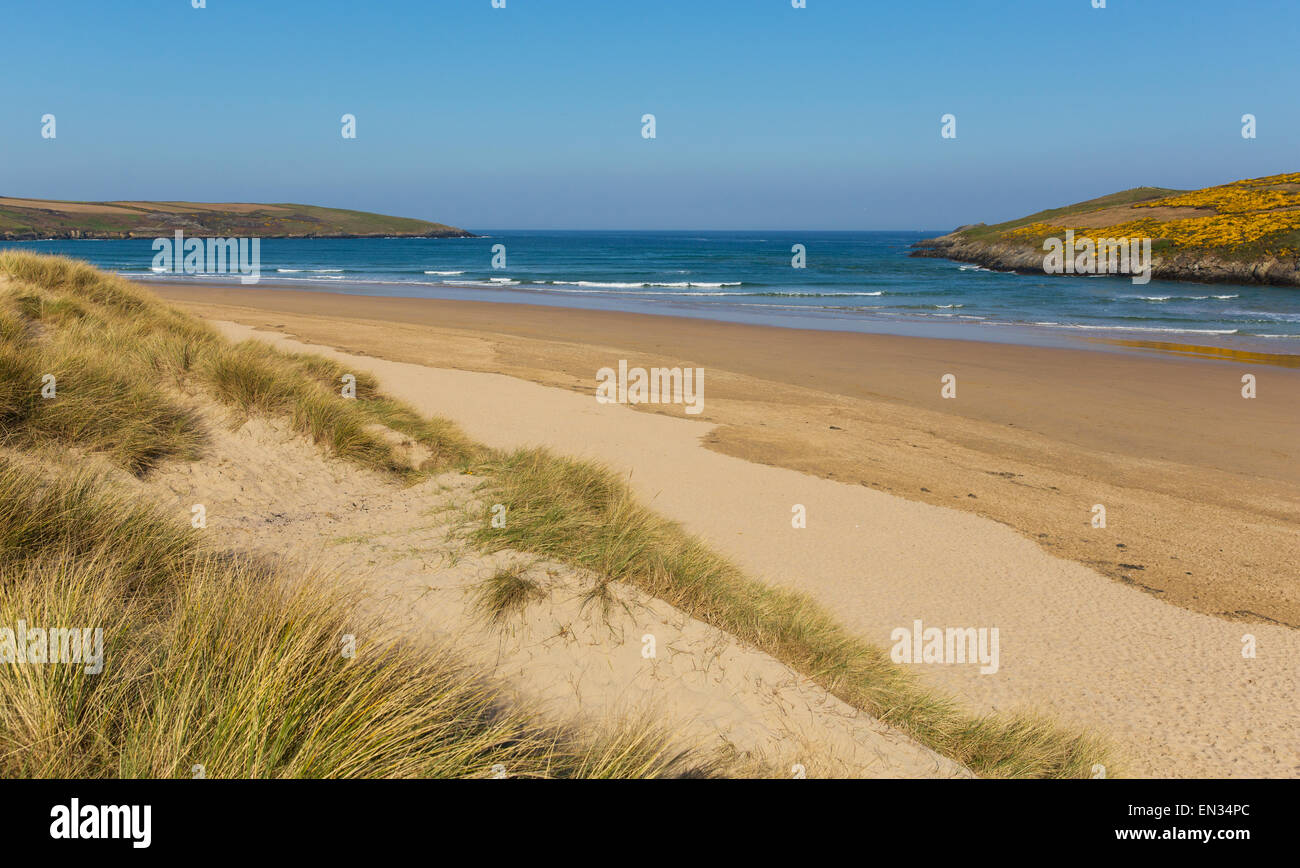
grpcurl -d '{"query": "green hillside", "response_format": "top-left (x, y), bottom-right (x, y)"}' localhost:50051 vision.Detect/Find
top-left (0, 198), bottom-right (474, 240)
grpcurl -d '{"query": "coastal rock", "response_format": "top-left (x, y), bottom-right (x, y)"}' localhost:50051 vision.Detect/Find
top-left (911, 231), bottom-right (1300, 287)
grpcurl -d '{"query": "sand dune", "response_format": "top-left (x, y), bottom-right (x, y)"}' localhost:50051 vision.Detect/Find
top-left (131, 405), bottom-right (965, 779)
top-left (207, 320), bottom-right (1299, 778)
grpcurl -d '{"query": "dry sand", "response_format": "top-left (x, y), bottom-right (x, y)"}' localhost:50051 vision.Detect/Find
top-left (151, 301), bottom-right (1298, 779)
top-left (128, 404), bottom-right (966, 779)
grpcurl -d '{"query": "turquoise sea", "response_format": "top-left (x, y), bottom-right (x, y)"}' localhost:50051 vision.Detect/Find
top-left (5, 232), bottom-right (1299, 350)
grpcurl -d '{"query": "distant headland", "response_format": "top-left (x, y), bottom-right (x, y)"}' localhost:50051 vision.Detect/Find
top-left (0, 197), bottom-right (476, 240)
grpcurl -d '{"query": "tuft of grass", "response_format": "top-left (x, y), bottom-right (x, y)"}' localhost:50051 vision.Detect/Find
top-left (469, 448), bottom-right (1115, 778)
top-left (475, 563), bottom-right (546, 624)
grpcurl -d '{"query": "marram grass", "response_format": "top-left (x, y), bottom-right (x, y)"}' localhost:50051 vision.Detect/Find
top-left (467, 450), bottom-right (1115, 779)
top-left (0, 458), bottom-right (709, 779)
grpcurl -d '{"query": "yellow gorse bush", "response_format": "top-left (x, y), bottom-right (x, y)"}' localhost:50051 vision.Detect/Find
top-left (1009, 173), bottom-right (1300, 253)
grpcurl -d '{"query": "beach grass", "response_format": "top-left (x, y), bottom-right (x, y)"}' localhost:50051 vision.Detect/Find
top-left (0, 460), bottom-right (703, 779)
top-left (474, 562), bottom-right (546, 624)
top-left (0, 252), bottom-right (481, 478)
top-left (467, 449), bottom-right (1114, 779)
top-left (0, 251), bottom-right (1115, 778)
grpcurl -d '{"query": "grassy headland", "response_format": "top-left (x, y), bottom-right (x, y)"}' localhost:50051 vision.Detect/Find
top-left (913, 172), bottom-right (1300, 286)
top-left (0, 197), bottom-right (473, 240)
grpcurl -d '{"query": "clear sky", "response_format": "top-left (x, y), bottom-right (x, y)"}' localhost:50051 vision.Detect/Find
top-left (3, 0), bottom-right (1295, 230)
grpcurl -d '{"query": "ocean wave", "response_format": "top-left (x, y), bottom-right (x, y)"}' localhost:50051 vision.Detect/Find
top-left (1240, 311), bottom-right (1300, 322)
top-left (1125, 294), bottom-right (1223, 302)
top-left (1030, 322), bottom-right (1239, 335)
top-left (531, 284), bottom-right (890, 298)
top-left (568, 280), bottom-right (744, 289)
top-left (424, 270), bottom-right (465, 275)
top-left (748, 290), bottom-right (885, 297)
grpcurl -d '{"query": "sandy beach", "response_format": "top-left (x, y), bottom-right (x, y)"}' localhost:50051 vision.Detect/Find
top-left (146, 281), bottom-right (1299, 778)
top-left (154, 283), bottom-right (1300, 624)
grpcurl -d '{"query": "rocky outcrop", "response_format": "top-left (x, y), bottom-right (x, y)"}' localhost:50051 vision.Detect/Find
top-left (911, 230), bottom-right (1300, 288)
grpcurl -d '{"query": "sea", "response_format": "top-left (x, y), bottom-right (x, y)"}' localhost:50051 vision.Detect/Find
top-left (5, 231), bottom-right (1299, 351)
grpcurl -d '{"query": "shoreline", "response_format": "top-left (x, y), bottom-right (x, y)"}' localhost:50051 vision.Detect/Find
top-left (149, 280), bottom-right (1300, 630)
top-left (130, 274), bottom-right (1300, 356)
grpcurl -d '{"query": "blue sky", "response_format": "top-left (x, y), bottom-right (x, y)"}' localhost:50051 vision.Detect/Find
top-left (2, 0), bottom-right (1296, 230)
